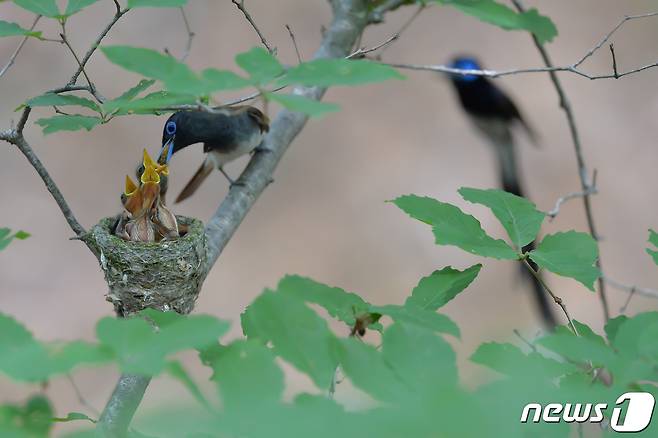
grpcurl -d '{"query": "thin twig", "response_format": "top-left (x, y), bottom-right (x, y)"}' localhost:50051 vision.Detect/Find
top-left (369, 0), bottom-right (407, 23)
top-left (547, 170), bottom-right (598, 219)
top-left (376, 3), bottom-right (425, 58)
top-left (513, 329), bottom-right (538, 352)
top-left (522, 258), bottom-right (579, 336)
top-left (179, 6), bottom-right (195, 62)
top-left (69, 6), bottom-right (129, 86)
top-left (59, 25), bottom-right (103, 103)
top-left (347, 33), bottom-right (399, 59)
top-left (285, 24), bottom-right (302, 63)
top-left (604, 276), bottom-right (658, 300)
top-left (512, 0), bottom-right (610, 321)
top-left (231, 0), bottom-right (274, 54)
top-left (609, 43), bottom-right (619, 78)
top-left (67, 374), bottom-right (100, 417)
top-left (0, 15), bottom-right (41, 78)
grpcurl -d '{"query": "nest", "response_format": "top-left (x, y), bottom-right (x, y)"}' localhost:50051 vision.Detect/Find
top-left (87, 216), bottom-right (207, 316)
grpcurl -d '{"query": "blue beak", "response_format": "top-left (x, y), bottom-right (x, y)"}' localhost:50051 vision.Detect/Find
top-left (159, 137), bottom-right (175, 164)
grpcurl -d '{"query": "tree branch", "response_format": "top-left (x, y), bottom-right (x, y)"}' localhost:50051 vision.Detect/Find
top-left (231, 0), bottom-right (275, 54)
top-left (0, 15), bottom-right (41, 78)
top-left (204, 0), bottom-right (369, 267)
top-left (96, 374), bottom-right (151, 437)
top-left (511, 0), bottom-right (610, 321)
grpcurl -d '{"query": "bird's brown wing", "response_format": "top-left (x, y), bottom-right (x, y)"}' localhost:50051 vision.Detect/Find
top-left (175, 156), bottom-right (214, 203)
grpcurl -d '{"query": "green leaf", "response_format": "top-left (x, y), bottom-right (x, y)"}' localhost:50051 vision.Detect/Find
top-left (268, 93), bottom-right (340, 118)
top-left (537, 330), bottom-right (617, 368)
top-left (440, 0), bottom-right (557, 44)
top-left (276, 275), bottom-right (369, 326)
top-left (0, 20), bottom-right (41, 38)
top-left (241, 291), bottom-right (337, 389)
top-left (282, 59), bottom-right (404, 87)
top-left (201, 69), bottom-right (252, 92)
top-left (0, 395), bottom-right (54, 436)
top-left (114, 79), bottom-right (156, 102)
top-left (0, 228), bottom-right (30, 251)
top-left (647, 229), bottom-right (658, 265)
top-left (53, 412), bottom-right (95, 423)
top-left (471, 342), bottom-right (577, 378)
top-left (207, 340), bottom-right (283, 410)
top-left (371, 304), bottom-right (460, 338)
top-left (383, 323), bottom-right (458, 393)
top-left (235, 47), bottom-right (283, 84)
top-left (103, 90), bottom-right (196, 114)
top-left (96, 311), bottom-right (229, 375)
top-left (406, 264), bottom-right (481, 310)
top-left (64, 0), bottom-right (100, 16)
top-left (166, 361), bottom-right (211, 410)
top-left (101, 46), bottom-right (204, 95)
top-left (128, 0), bottom-right (188, 7)
top-left (459, 187), bottom-right (545, 250)
top-left (35, 115), bottom-right (102, 134)
top-left (392, 194), bottom-right (519, 259)
top-left (13, 0), bottom-right (60, 18)
top-left (26, 93), bottom-right (100, 112)
top-left (529, 231), bottom-right (600, 290)
top-left (604, 315), bottom-right (628, 345)
top-left (331, 337), bottom-right (409, 402)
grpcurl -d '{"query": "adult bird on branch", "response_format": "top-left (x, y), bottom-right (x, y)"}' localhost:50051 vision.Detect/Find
top-left (158, 107), bottom-right (270, 203)
top-left (447, 56), bottom-right (557, 328)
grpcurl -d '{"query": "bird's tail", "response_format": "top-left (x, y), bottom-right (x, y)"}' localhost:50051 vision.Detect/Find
top-left (495, 141), bottom-right (558, 329)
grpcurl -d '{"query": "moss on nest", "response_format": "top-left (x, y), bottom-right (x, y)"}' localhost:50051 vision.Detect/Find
top-left (88, 216), bottom-right (207, 316)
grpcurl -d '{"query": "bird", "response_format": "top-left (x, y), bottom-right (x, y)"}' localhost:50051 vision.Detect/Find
top-left (447, 56), bottom-right (557, 328)
top-left (158, 106), bottom-right (270, 203)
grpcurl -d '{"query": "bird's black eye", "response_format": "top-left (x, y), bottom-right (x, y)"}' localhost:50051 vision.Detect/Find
top-left (165, 120), bottom-right (176, 135)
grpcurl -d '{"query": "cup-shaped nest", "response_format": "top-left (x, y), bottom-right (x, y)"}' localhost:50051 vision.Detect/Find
top-left (88, 216), bottom-right (207, 316)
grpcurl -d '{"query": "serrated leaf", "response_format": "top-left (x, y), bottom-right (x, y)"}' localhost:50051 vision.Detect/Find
top-left (371, 304), bottom-right (460, 338)
top-left (459, 187), bottom-right (545, 249)
top-left (96, 311), bottom-right (229, 375)
top-left (64, 0), bottom-right (100, 16)
top-left (440, 0), bottom-right (557, 44)
top-left (647, 229), bottom-right (658, 265)
top-left (268, 93), bottom-right (340, 118)
top-left (471, 342), bottom-right (577, 378)
top-left (101, 46), bottom-right (204, 95)
top-left (201, 68), bottom-right (252, 92)
top-left (166, 361), bottom-right (211, 410)
top-left (241, 291), bottom-right (337, 389)
top-left (128, 0), bottom-right (187, 7)
top-left (26, 93), bottom-right (99, 112)
top-left (53, 412), bottom-right (95, 423)
top-left (331, 337), bottom-right (409, 402)
top-left (0, 20), bottom-right (41, 38)
top-left (207, 340), bottom-right (283, 410)
top-left (383, 323), bottom-right (457, 393)
top-left (282, 59), bottom-right (404, 87)
top-left (406, 264), bottom-right (481, 310)
top-left (13, 0), bottom-right (60, 18)
top-left (392, 194), bottom-right (519, 259)
top-left (35, 115), bottom-right (102, 134)
top-left (529, 231), bottom-right (600, 290)
top-left (612, 312), bottom-right (658, 358)
top-left (276, 275), bottom-right (369, 326)
top-left (103, 91), bottom-right (195, 114)
top-left (114, 79), bottom-right (156, 102)
top-left (537, 331), bottom-right (617, 368)
top-left (235, 47), bottom-right (283, 84)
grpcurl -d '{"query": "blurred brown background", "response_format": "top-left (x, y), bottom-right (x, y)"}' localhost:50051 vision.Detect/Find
top-left (2, 0), bottom-right (658, 430)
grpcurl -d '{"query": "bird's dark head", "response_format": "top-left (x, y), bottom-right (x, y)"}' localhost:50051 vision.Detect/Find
top-left (159, 111), bottom-right (189, 165)
top-left (449, 56), bottom-right (483, 84)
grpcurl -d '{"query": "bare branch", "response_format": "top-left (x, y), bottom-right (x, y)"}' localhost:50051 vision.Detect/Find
top-left (609, 43), bottom-right (619, 79)
top-left (59, 25), bottom-right (105, 103)
top-left (374, 3), bottom-right (425, 58)
top-left (511, 0), bottom-right (610, 321)
top-left (231, 0), bottom-right (275, 54)
top-left (347, 33), bottom-right (398, 59)
top-left (285, 24), bottom-right (303, 63)
top-left (97, 374), bottom-right (151, 437)
top-left (522, 258), bottom-right (579, 336)
top-left (604, 276), bottom-right (658, 300)
top-left (547, 170), bottom-right (598, 220)
top-left (69, 5), bottom-right (129, 86)
top-left (179, 6), bottom-right (195, 62)
top-left (0, 15), bottom-right (41, 79)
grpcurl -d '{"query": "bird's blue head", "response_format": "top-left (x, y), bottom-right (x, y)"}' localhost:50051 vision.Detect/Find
top-left (450, 57), bottom-right (482, 83)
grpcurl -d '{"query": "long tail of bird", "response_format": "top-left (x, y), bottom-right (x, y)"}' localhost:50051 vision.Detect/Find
top-left (494, 138), bottom-right (558, 329)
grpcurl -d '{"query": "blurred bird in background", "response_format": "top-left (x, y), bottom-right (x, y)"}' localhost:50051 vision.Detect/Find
top-left (158, 106), bottom-right (270, 203)
top-left (447, 56), bottom-right (557, 328)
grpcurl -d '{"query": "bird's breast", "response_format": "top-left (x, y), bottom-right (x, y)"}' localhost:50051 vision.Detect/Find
top-left (206, 129), bottom-right (264, 168)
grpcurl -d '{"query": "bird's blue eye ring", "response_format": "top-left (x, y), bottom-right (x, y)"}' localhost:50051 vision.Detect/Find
top-left (166, 121), bottom-right (176, 135)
